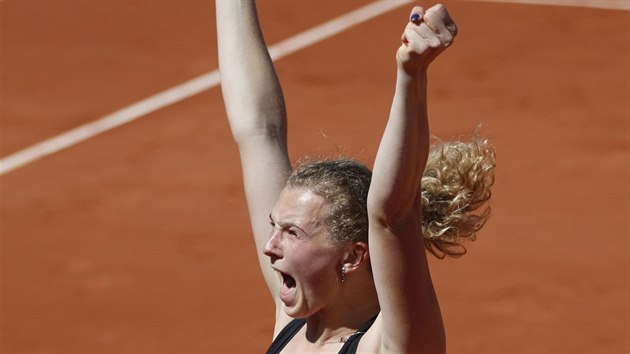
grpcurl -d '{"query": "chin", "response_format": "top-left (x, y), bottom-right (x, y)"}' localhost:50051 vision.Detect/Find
top-left (283, 300), bottom-right (312, 319)
top-left (283, 305), bottom-right (307, 319)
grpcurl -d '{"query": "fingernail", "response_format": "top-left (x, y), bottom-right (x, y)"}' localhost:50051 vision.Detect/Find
top-left (410, 13), bottom-right (420, 23)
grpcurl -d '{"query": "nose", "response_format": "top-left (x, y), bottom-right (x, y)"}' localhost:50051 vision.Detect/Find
top-left (263, 228), bottom-right (283, 262)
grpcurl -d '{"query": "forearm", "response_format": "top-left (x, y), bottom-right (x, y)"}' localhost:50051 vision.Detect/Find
top-left (216, 0), bottom-right (286, 144)
top-left (368, 1), bottom-right (457, 221)
top-left (368, 69), bottom-right (429, 221)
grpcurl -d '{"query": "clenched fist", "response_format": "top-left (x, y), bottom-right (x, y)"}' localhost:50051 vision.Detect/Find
top-left (397, 4), bottom-right (457, 75)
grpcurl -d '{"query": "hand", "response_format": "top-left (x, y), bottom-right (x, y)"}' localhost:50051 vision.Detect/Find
top-left (396, 4), bottom-right (457, 76)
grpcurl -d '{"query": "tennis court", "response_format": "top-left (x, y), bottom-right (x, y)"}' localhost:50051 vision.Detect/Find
top-left (1, 0), bottom-right (628, 352)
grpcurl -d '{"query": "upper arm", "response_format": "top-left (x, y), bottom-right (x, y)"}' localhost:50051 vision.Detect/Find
top-left (237, 135), bottom-right (291, 303)
top-left (367, 206), bottom-right (445, 353)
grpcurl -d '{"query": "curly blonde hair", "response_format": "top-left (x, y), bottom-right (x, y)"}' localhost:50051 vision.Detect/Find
top-left (421, 136), bottom-right (496, 258)
top-left (287, 134), bottom-right (496, 258)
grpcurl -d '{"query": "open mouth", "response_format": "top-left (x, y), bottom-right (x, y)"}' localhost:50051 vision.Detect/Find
top-left (281, 272), bottom-right (296, 289)
top-left (278, 271), bottom-right (297, 304)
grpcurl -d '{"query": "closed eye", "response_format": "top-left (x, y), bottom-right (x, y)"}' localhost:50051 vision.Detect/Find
top-left (269, 213), bottom-right (276, 227)
top-left (269, 213), bottom-right (303, 238)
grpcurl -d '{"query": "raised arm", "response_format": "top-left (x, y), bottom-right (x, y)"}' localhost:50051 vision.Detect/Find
top-left (216, 0), bottom-right (290, 303)
top-left (366, 5), bottom-right (457, 353)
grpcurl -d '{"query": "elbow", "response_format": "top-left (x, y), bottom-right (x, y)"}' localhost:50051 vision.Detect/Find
top-left (223, 95), bottom-right (287, 146)
top-left (226, 104), bottom-right (287, 147)
top-left (367, 191), bottom-right (418, 227)
top-left (231, 121), bottom-right (286, 146)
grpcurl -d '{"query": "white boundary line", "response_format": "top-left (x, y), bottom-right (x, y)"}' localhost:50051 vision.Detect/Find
top-left (2, 0), bottom-right (627, 175)
top-left (0, 0), bottom-right (412, 175)
top-left (475, 0), bottom-right (630, 10)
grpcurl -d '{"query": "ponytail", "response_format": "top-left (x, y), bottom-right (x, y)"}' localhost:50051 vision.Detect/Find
top-left (421, 135), bottom-right (496, 259)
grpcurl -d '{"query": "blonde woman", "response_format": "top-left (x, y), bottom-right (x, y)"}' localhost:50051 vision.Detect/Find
top-left (217, 1), bottom-right (494, 352)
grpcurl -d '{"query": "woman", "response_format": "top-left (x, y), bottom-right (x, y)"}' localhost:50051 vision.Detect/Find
top-left (217, 2), bottom-right (495, 353)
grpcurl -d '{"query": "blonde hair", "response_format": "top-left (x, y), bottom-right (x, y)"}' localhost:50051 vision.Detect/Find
top-left (287, 134), bottom-right (496, 258)
top-left (421, 136), bottom-right (496, 258)
top-left (287, 158), bottom-right (371, 245)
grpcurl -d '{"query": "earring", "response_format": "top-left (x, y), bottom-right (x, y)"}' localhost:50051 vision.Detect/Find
top-left (341, 266), bottom-right (346, 284)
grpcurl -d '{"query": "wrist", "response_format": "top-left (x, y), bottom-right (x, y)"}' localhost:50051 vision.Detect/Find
top-left (396, 67), bottom-right (427, 87)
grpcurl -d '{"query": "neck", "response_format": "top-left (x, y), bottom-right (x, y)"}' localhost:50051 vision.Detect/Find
top-left (304, 310), bottom-right (377, 345)
top-left (304, 275), bottom-right (380, 345)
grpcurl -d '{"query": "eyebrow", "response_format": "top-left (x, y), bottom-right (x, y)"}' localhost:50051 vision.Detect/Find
top-left (269, 213), bottom-right (308, 234)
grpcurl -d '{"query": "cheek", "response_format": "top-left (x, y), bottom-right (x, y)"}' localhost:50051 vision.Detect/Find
top-left (292, 245), bottom-right (337, 282)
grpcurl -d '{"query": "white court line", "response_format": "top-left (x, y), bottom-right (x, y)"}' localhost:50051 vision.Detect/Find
top-left (3, 0), bottom-right (626, 175)
top-left (475, 0), bottom-right (630, 10)
top-left (0, 0), bottom-right (412, 175)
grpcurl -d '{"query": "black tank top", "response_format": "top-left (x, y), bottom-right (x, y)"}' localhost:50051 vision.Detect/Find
top-left (265, 315), bottom-right (377, 354)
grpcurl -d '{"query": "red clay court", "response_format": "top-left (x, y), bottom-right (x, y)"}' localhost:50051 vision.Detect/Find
top-left (1, 0), bottom-right (628, 352)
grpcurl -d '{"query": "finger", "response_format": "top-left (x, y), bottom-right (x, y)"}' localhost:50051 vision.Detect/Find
top-left (416, 23), bottom-right (442, 49)
top-left (408, 6), bottom-right (424, 25)
top-left (423, 4), bottom-right (457, 46)
top-left (407, 19), bottom-right (442, 47)
top-left (403, 24), bottom-right (441, 53)
top-left (402, 6), bottom-right (424, 46)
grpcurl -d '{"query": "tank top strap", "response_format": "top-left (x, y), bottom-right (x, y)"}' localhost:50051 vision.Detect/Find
top-left (265, 318), bottom-right (306, 354)
top-left (337, 314), bottom-right (378, 354)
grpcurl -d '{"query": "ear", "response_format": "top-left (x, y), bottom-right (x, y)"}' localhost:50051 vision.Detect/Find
top-left (342, 241), bottom-right (369, 274)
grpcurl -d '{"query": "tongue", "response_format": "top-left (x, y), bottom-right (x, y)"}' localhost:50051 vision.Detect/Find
top-left (279, 274), bottom-right (296, 304)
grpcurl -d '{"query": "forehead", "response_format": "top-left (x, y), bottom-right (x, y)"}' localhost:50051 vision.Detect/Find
top-left (271, 187), bottom-right (329, 227)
